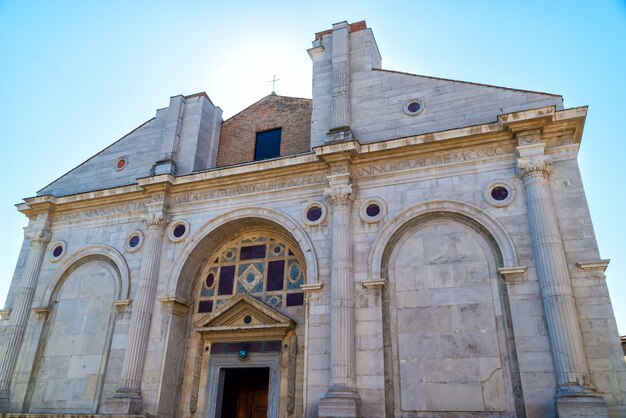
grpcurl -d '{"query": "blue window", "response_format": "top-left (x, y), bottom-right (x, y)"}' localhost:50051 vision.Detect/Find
top-left (254, 128), bottom-right (281, 161)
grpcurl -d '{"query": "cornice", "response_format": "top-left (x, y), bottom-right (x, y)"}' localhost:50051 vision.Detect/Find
top-left (14, 106), bottom-right (587, 212)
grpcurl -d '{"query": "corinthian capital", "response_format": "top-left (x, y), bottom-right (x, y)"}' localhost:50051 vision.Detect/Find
top-left (28, 229), bottom-right (52, 246)
top-left (142, 212), bottom-right (170, 231)
top-left (517, 155), bottom-right (553, 181)
top-left (324, 184), bottom-right (354, 206)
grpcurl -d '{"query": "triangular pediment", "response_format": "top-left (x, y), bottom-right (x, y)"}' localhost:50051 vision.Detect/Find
top-left (194, 293), bottom-right (295, 341)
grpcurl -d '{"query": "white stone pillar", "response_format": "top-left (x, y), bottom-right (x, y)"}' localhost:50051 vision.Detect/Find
top-left (517, 144), bottom-right (608, 416)
top-left (0, 228), bottom-right (50, 410)
top-left (331, 21), bottom-right (350, 130)
top-left (104, 212), bottom-right (168, 414)
top-left (319, 171), bottom-right (361, 418)
top-left (154, 95), bottom-right (185, 175)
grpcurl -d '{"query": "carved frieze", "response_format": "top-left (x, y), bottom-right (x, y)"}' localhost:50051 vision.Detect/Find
top-left (287, 334), bottom-right (298, 414)
top-left (55, 203), bottom-right (146, 222)
top-left (171, 174), bottom-right (326, 205)
top-left (355, 146), bottom-right (507, 177)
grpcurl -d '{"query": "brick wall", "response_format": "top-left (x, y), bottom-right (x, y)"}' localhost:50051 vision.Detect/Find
top-left (217, 95), bottom-right (312, 167)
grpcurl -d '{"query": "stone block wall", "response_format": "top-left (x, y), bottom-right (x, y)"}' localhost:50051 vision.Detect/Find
top-left (37, 94), bottom-right (221, 198)
top-left (310, 21), bottom-right (563, 148)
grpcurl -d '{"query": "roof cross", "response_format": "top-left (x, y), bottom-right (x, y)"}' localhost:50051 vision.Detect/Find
top-left (268, 74), bottom-right (280, 95)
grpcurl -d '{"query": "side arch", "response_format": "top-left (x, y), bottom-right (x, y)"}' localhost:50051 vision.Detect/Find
top-left (165, 206), bottom-right (319, 301)
top-left (368, 199), bottom-right (520, 281)
top-left (38, 245), bottom-right (130, 307)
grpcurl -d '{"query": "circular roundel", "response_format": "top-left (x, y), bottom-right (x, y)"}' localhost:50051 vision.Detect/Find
top-left (169, 220), bottom-right (190, 242)
top-left (484, 181), bottom-right (516, 208)
top-left (366, 203), bottom-right (380, 217)
top-left (302, 202), bottom-right (327, 226)
top-left (307, 206), bottom-right (322, 222)
top-left (125, 230), bottom-right (144, 252)
top-left (173, 224), bottom-right (186, 238)
top-left (49, 241), bottom-right (67, 262)
top-left (115, 156), bottom-right (129, 171)
top-left (359, 197), bottom-right (387, 223)
top-left (491, 186), bottom-right (509, 201)
top-left (205, 272), bottom-right (215, 288)
top-left (404, 99), bottom-right (424, 116)
top-left (52, 245), bottom-right (63, 257)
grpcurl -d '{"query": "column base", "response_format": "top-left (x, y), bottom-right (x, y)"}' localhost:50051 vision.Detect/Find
top-left (556, 392), bottom-right (608, 418)
top-left (319, 385), bottom-right (361, 418)
top-left (101, 390), bottom-right (142, 415)
top-left (0, 389), bottom-right (9, 412)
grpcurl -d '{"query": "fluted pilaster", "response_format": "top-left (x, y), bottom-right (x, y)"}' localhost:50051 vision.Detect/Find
top-left (517, 154), bottom-right (591, 390)
top-left (319, 172), bottom-right (360, 417)
top-left (0, 228), bottom-right (50, 410)
top-left (331, 21), bottom-right (350, 130)
top-left (109, 213), bottom-right (168, 412)
top-left (325, 185), bottom-right (354, 387)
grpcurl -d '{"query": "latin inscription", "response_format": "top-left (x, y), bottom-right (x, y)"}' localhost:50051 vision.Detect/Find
top-left (356, 146), bottom-right (507, 177)
top-left (56, 203), bottom-right (146, 222)
top-left (172, 174), bottom-right (326, 205)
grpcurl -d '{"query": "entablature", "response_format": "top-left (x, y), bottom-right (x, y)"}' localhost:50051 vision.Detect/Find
top-left (17, 106), bottom-right (587, 219)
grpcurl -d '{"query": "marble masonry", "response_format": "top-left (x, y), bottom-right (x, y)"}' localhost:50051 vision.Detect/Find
top-left (1, 20), bottom-right (625, 418)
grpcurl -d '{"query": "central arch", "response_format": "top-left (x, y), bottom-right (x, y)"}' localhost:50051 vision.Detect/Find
top-left (161, 207), bottom-right (316, 418)
top-left (166, 206), bottom-right (318, 302)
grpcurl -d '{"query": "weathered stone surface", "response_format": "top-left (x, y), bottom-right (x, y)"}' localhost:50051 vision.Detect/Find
top-left (1, 19), bottom-right (624, 418)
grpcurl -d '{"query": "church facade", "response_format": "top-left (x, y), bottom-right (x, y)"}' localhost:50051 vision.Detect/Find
top-left (1, 20), bottom-right (624, 418)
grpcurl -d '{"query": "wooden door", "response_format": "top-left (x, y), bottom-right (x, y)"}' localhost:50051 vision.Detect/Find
top-left (235, 387), bottom-right (268, 418)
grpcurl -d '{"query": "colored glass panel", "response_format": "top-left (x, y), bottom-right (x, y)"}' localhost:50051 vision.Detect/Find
top-left (218, 265), bottom-right (236, 295)
top-left (206, 273), bottom-right (215, 288)
top-left (221, 248), bottom-right (237, 263)
top-left (210, 342), bottom-right (226, 354)
top-left (269, 243), bottom-right (285, 258)
top-left (198, 300), bottom-right (213, 313)
top-left (197, 235), bottom-right (306, 313)
top-left (265, 294), bottom-right (282, 307)
top-left (265, 341), bottom-right (282, 352)
top-left (286, 292), bottom-right (304, 306)
top-left (267, 260), bottom-right (285, 291)
top-left (287, 262), bottom-right (303, 289)
top-left (240, 244), bottom-right (266, 260)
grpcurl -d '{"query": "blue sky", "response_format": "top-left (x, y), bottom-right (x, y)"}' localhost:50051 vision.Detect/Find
top-left (1, 1), bottom-right (625, 334)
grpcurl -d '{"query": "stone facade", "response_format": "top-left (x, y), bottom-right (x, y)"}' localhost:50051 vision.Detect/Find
top-left (1, 20), bottom-right (625, 418)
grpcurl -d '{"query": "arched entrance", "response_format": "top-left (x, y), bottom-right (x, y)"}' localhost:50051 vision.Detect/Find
top-left (164, 210), bottom-right (315, 418)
